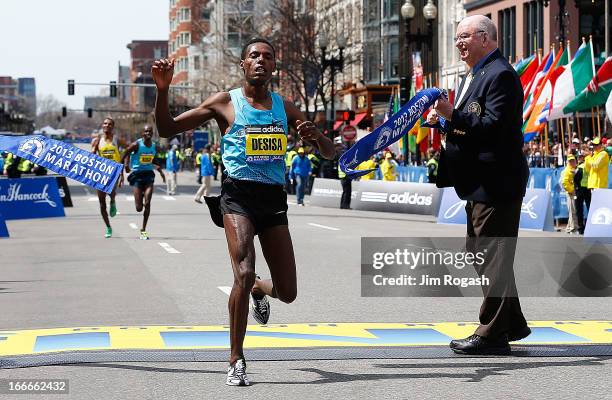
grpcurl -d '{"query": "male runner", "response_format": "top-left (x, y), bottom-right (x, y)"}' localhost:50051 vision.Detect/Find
top-left (152, 38), bottom-right (335, 386)
top-left (121, 125), bottom-right (166, 240)
top-left (91, 117), bottom-right (124, 238)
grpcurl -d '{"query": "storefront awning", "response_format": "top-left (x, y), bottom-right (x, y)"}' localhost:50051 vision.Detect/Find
top-left (350, 112), bottom-right (368, 127)
top-left (333, 121), bottom-right (344, 130)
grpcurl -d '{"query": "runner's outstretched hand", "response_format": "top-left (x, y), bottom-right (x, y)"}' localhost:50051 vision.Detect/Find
top-left (152, 58), bottom-right (175, 91)
top-left (296, 119), bottom-right (321, 142)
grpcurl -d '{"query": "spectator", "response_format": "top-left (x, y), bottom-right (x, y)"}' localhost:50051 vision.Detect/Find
top-left (573, 153), bottom-right (590, 234)
top-left (586, 137), bottom-right (610, 190)
top-left (380, 152), bottom-right (397, 181)
top-left (560, 155), bottom-right (578, 233)
top-left (426, 149), bottom-right (439, 184)
top-left (166, 144), bottom-right (181, 195)
top-left (290, 147), bottom-right (312, 206)
top-left (194, 146), bottom-right (215, 203)
top-left (356, 155), bottom-right (377, 180)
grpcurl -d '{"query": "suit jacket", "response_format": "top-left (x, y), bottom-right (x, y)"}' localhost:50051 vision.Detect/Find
top-left (437, 49), bottom-right (528, 202)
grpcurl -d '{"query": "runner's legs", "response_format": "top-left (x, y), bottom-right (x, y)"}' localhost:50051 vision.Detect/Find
top-left (223, 213), bottom-right (257, 365)
top-left (253, 225), bottom-right (297, 304)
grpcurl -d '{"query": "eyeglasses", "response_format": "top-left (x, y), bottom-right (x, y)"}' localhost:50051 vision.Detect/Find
top-left (454, 30), bottom-right (485, 42)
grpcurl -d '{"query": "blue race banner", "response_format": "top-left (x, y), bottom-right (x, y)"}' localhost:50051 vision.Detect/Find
top-left (339, 88), bottom-right (444, 178)
top-left (396, 166), bottom-right (428, 183)
top-left (0, 135), bottom-right (123, 193)
top-left (0, 177), bottom-right (65, 220)
top-left (520, 188), bottom-right (554, 231)
top-left (584, 189), bottom-right (612, 237)
top-left (437, 187), bottom-right (467, 225)
top-left (436, 187), bottom-right (554, 231)
top-left (0, 212), bottom-right (8, 237)
top-left (193, 130), bottom-right (209, 152)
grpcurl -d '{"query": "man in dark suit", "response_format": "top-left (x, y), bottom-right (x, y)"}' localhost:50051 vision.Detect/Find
top-left (428, 15), bottom-right (530, 355)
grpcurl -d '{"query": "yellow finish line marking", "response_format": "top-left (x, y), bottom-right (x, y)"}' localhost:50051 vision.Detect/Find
top-left (0, 321), bottom-right (610, 357)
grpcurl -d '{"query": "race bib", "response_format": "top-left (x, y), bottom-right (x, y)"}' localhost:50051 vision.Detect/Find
top-left (245, 124), bottom-right (287, 163)
top-left (139, 154), bottom-right (154, 164)
top-left (100, 149), bottom-right (116, 160)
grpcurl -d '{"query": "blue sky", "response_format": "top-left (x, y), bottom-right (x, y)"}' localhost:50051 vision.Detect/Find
top-left (0, 0), bottom-right (169, 110)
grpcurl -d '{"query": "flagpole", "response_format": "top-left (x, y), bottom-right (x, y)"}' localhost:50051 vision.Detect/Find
top-left (544, 124), bottom-right (549, 166)
top-left (591, 107), bottom-right (596, 136)
top-left (576, 114), bottom-right (582, 143)
top-left (596, 106), bottom-right (601, 137)
top-left (559, 119), bottom-right (566, 162)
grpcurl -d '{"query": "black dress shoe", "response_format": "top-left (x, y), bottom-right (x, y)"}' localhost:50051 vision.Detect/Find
top-left (508, 326), bottom-right (531, 342)
top-left (450, 334), bottom-right (511, 355)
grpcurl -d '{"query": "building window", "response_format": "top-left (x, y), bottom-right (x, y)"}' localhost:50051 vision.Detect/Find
top-left (498, 7), bottom-right (516, 61)
top-left (366, 0), bottom-right (379, 23)
top-left (524, 0), bottom-right (543, 55)
top-left (201, 8), bottom-right (211, 20)
top-left (154, 48), bottom-right (163, 59)
top-left (383, 0), bottom-right (400, 19)
top-left (365, 43), bottom-right (380, 83)
top-left (388, 39), bottom-right (399, 79)
top-left (193, 56), bottom-right (201, 70)
top-left (179, 7), bottom-right (191, 22)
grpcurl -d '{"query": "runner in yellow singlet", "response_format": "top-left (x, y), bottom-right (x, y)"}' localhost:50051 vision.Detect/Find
top-left (91, 117), bottom-right (125, 238)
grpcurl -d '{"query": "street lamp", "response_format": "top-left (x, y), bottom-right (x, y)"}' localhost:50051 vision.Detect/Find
top-left (319, 31), bottom-right (346, 133)
top-left (401, 0), bottom-right (437, 164)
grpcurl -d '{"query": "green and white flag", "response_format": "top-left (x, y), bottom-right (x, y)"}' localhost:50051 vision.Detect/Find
top-left (548, 40), bottom-right (595, 120)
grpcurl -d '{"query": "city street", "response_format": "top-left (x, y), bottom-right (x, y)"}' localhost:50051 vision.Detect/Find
top-left (0, 172), bottom-right (610, 399)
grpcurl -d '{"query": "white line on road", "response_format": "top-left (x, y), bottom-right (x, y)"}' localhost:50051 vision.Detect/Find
top-left (129, 223), bottom-right (139, 230)
top-left (308, 223), bottom-right (340, 231)
top-left (218, 286), bottom-right (232, 296)
top-left (88, 197), bottom-right (97, 202)
top-left (125, 195), bottom-right (135, 201)
top-left (287, 200), bottom-right (297, 205)
top-left (158, 242), bottom-right (181, 254)
top-left (162, 196), bottom-right (176, 201)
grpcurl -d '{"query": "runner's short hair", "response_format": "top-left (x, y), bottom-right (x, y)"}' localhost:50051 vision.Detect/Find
top-left (241, 38), bottom-right (276, 60)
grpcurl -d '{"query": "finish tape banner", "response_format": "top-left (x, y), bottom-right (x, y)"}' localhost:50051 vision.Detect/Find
top-left (339, 88), bottom-right (444, 178)
top-left (0, 135), bottom-right (123, 194)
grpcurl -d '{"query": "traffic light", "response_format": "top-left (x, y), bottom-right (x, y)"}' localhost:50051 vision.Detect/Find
top-left (62, 107), bottom-right (67, 117)
top-left (68, 79), bottom-right (75, 95)
top-left (87, 108), bottom-right (93, 118)
top-left (399, 76), bottom-right (408, 106)
top-left (342, 110), bottom-right (355, 121)
top-left (110, 81), bottom-right (117, 97)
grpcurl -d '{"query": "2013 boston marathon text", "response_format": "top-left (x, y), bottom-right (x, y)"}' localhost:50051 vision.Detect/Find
top-left (43, 143), bottom-right (118, 186)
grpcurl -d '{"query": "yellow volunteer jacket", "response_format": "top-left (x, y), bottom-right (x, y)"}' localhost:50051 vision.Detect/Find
top-left (560, 165), bottom-right (576, 194)
top-left (380, 160), bottom-right (397, 181)
top-left (587, 149), bottom-right (610, 189)
top-left (357, 159), bottom-right (377, 180)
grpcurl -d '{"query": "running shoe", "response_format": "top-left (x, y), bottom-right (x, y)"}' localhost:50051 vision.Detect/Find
top-left (251, 281), bottom-right (270, 325)
top-left (139, 231), bottom-right (149, 240)
top-left (226, 359), bottom-right (250, 386)
top-left (105, 227), bottom-right (112, 238)
top-left (109, 202), bottom-right (117, 218)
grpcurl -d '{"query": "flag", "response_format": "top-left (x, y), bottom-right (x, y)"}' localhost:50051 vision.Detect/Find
top-left (523, 49), bottom-right (555, 120)
top-left (517, 54), bottom-right (539, 93)
top-left (548, 40), bottom-right (595, 120)
top-left (563, 56), bottom-right (612, 113)
top-left (522, 46), bottom-right (569, 140)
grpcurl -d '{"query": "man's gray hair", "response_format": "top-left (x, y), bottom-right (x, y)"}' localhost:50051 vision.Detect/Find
top-left (475, 16), bottom-right (497, 42)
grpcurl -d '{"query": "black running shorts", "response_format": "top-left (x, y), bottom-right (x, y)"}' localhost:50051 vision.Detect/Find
top-left (210, 176), bottom-right (288, 234)
top-left (127, 170), bottom-right (155, 188)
